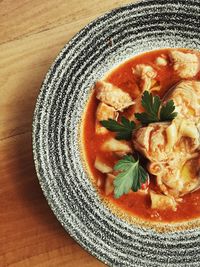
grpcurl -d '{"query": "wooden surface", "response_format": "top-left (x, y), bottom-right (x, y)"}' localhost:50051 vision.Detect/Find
top-left (0, 0), bottom-right (135, 266)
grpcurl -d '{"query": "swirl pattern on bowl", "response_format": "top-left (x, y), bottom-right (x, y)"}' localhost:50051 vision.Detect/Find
top-left (33, 0), bottom-right (200, 266)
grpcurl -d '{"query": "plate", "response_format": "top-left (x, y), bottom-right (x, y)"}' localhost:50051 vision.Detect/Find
top-left (33, 0), bottom-right (200, 266)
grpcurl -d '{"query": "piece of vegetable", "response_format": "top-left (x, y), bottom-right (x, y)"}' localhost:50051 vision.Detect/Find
top-left (101, 138), bottom-right (132, 153)
top-left (94, 157), bottom-right (112, 173)
top-left (100, 116), bottom-right (136, 140)
top-left (135, 91), bottom-right (177, 124)
top-left (113, 155), bottom-right (148, 198)
top-left (96, 102), bottom-right (118, 134)
top-left (150, 191), bottom-right (177, 211)
top-left (105, 174), bottom-right (115, 196)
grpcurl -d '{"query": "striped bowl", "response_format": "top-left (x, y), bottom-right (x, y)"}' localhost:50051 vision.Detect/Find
top-left (33, 0), bottom-right (200, 266)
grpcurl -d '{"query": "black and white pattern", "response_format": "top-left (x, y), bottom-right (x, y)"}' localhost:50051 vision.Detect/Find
top-left (33, 1), bottom-right (200, 266)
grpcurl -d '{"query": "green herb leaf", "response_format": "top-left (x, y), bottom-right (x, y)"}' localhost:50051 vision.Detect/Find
top-left (100, 117), bottom-right (136, 140)
top-left (141, 91), bottom-right (161, 120)
top-left (134, 112), bottom-right (156, 124)
top-left (160, 99), bottom-right (178, 121)
top-left (135, 91), bottom-right (177, 124)
top-left (113, 155), bottom-right (148, 198)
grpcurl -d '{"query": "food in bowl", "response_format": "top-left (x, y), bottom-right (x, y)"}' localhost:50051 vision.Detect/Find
top-left (82, 48), bottom-right (200, 222)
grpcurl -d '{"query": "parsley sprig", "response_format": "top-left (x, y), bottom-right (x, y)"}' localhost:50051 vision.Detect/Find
top-left (114, 155), bottom-right (148, 198)
top-left (135, 91), bottom-right (177, 124)
top-left (100, 91), bottom-right (177, 140)
top-left (160, 99), bottom-right (178, 121)
top-left (100, 116), bottom-right (136, 140)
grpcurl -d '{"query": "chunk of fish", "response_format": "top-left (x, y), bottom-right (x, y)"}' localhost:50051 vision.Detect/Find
top-left (133, 119), bottom-right (200, 202)
top-left (148, 155), bottom-right (199, 197)
top-left (166, 117), bottom-right (200, 152)
top-left (170, 50), bottom-right (199, 78)
top-left (96, 102), bottom-right (118, 134)
top-left (133, 122), bottom-right (170, 162)
top-left (105, 174), bottom-right (115, 196)
top-left (180, 156), bottom-right (200, 195)
top-left (132, 64), bottom-right (157, 92)
top-left (164, 80), bottom-right (200, 122)
top-left (155, 56), bottom-right (168, 66)
top-left (102, 138), bottom-right (132, 154)
top-left (133, 64), bottom-right (157, 79)
top-left (95, 81), bottom-right (134, 111)
top-left (94, 156), bottom-right (112, 173)
top-left (150, 191), bottom-right (177, 211)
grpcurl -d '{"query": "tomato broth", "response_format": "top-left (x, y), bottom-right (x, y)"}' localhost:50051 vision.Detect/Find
top-left (82, 48), bottom-right (200, 222)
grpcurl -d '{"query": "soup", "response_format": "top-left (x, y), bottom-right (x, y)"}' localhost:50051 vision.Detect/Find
top-left (82, 48), bottom-right (200, 222)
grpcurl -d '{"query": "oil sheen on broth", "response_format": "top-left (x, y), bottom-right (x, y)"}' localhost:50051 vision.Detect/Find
top-left (82, 48), bottom-right (200, 222)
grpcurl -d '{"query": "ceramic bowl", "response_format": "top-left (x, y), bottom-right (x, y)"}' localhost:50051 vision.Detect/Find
top-left (33, 1), bottom-right (200, 266)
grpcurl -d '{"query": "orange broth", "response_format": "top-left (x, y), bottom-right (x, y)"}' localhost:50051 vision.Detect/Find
top-left (83, 48), bottom-right (200, 222)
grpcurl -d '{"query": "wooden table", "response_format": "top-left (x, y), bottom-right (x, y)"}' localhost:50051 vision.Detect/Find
top-left (0, 0), bottom-right (135, 266)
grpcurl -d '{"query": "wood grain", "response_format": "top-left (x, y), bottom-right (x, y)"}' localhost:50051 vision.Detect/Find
top-left (0, 0), bottom-right (135, 266)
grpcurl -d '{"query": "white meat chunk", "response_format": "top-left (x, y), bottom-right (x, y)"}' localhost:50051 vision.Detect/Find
top-left (155, 56), bottom-right (168, 66)
top-left (180, 158), bottom-right (200, 195)
top-left (97, 177), bottom-right (103, 188)
top-left (105, 174), bottom-right (115, 196)
top-left (150, 191), bottom-right (177, 211)
top-left (164, 80), bottom-right (200, 121)
top-left (133, 123), bottom-right (169, 162)
top-left (96, 102), bottom-right (118, 134)
top-left (101, 138), bottom-right (132, 153)
top-left (133, 119), bottom-right (200, 199)
top-left (94, 157), bottom-right (112, 173)
top-left (166, 117), bottom-right (200, 152)
top-left (132, 64), bottom-right (157, 92)
top-left (133, 64), bottom-right (156, 79)
top-left (95, 80), bottom-right (134, 111)
top-left (170, 50), bottom-right (199, 78)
